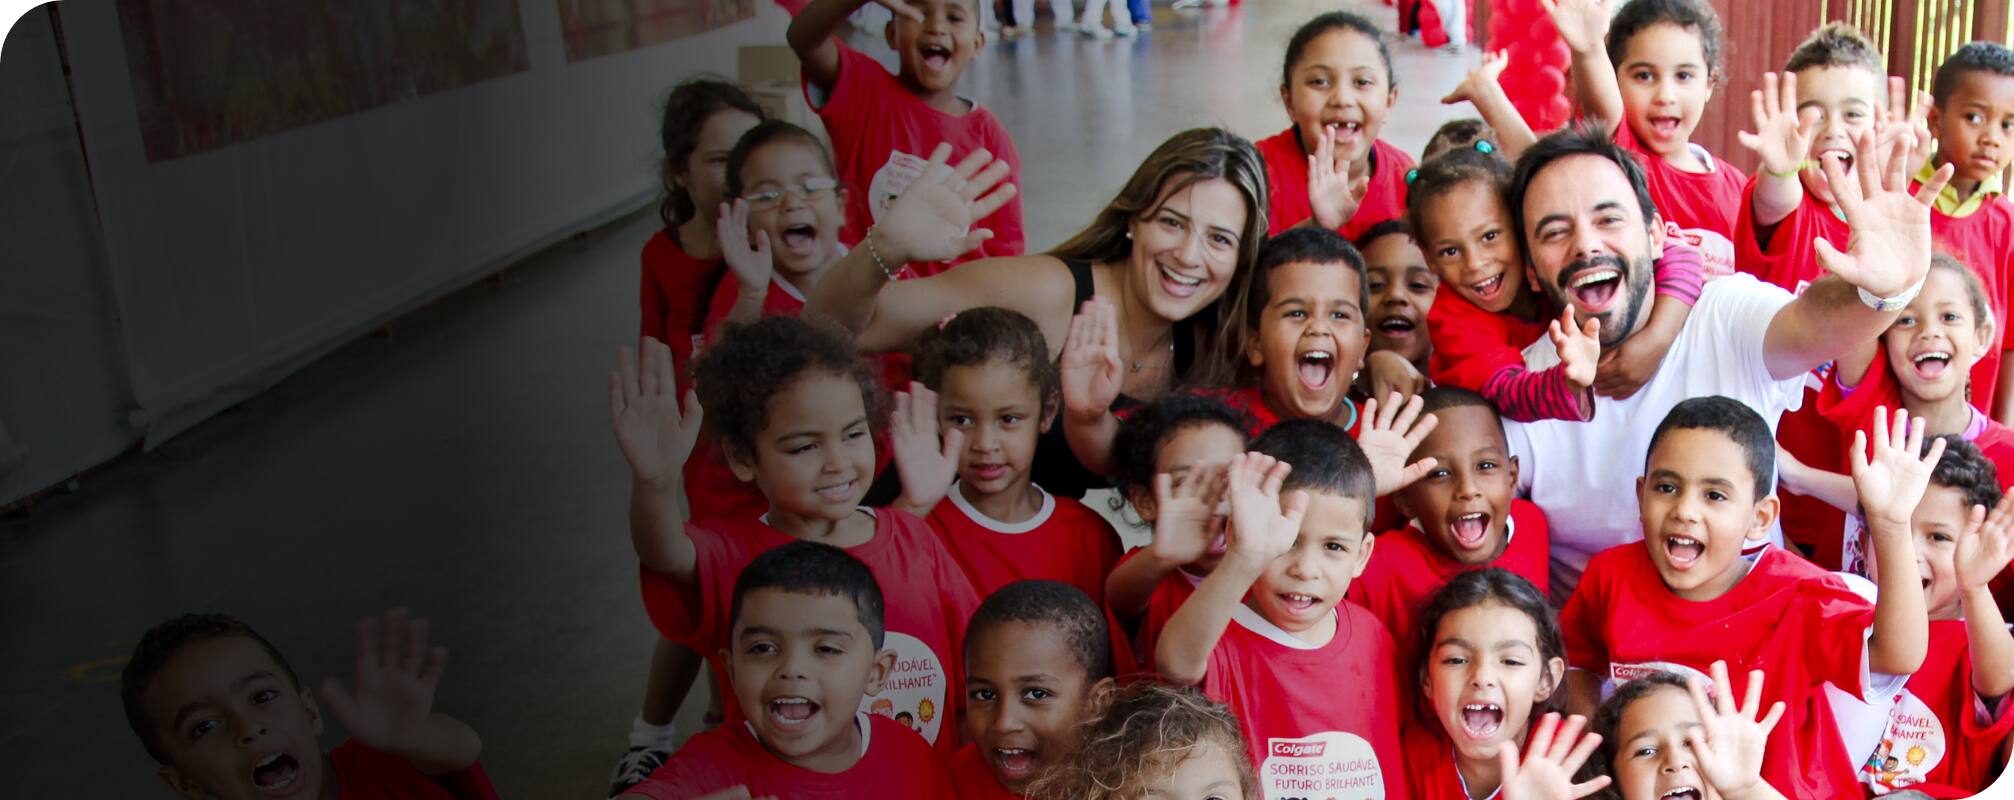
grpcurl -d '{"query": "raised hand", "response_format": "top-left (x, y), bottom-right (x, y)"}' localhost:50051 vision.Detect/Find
top-left (1308, 124), bottom-right (1369, 232)
top-left (1499, 713), bottom-right (1612, 800)
top-left (1685, 661), bottom-right (1786, 799)
top-left (873, 143), bottom-right (1019, 266)
top-left (1364, 350), bottom-right (1429, 403)
top-left (1850, 406), bottom-right (1947, 529)
top-left (1223, 453), bottom-right (1307, 566)
top-left (1442, 50), bottom-right (1510, 107)
top-left (319, 609), bottom-right (449, 757)
top-left (1150, 459), bottom-right (1231, 566)
top-left (1883, 78), bottom-right (1938, 171)
top-left (1813, 124), bottom-right (1953, 298)
top-left (1061, 298), bottom-right (1125, 422)
top-left (891, 382), bottom-right (965, 511)
top-left (1550, 307), bottom-right (1602, 391)
top-left (610, 337), bottom-right (704, 489)
top-left (1737, 72), bottom-right (1819, 179)
top-left (874, 0), bottom-right (926, 22)
top-left (1542, 0), bottom-right (1616, 55)
top-left (1357, 392), bottom-right (1441, 496)
top-left (1955, 489), bottom-right (2014, 592)
top-left (717, 199), bottom-right (773, 290)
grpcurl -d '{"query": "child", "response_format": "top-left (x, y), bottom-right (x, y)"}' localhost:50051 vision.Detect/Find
top-left (1559, 397), bottom-right (1931, 798)
top-left (1258, 12), bottom-right (1414, 241)
top-left (955, 580), bottom-right (1120, 797)
top-left (1353, 388), bottom-right (1550, 675)
top-left (621, 541), bottom-right (955, 799)
top-left (1853, 437), bottom-right (2014, 795)
top-left (1421, 119), bottom-right (1501, 165)
top-left (1584, 663), bottom-right (1792, 800)
top-left (1554, 0), bottom-right (1747, 278)
top-left (611, 318), bottom-right (980, 759)
top-left (121, 609), bottom-right (494, 800)
top-left (1027, 682), bottom-right (1259, 800)
top-left (1405, 568), bottom-right (1599, 800)
top-left (913, 307), bottom-right (1123, 602)
top-left (1155, 428), bottom-right (1409, 798)
top-left (788, 0), bottom-right (1025, 275)
top-left (1921, 43), bottom-right (2014, 423)
top-left (1358, 219), bottom-right (1438, 381)
top-left (1433, 52), bottom-right (1540, 162)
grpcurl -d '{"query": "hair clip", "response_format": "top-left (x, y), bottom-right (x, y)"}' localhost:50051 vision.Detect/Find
top-left (1474, 139), bottom-right (1496, 154)
top-left (1404, 168), bottom-right (1420, 185)
top-left (938, 313), bottom-right (959, 331)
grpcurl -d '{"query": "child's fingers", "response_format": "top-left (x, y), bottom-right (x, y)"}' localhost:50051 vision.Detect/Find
top-left (1685, 673), bottom-right (1717, 727)
top-left (1854, 128), bottom-right (1884, 202)
top-left (1740, 666), bottom-right (1767, 720)
top-left (1682, 726), bottom-right (1716, 768)
top-left (1871, 406), bottom-right (1892, 454)
top-left (402, 615), bottom-right (430, 676)
top-left (1549, 714), bottom-right (1589, 762)
top-left (1921, 435), bottom-right (1947, 471)
top-left (1849, 429), bottom-right (1871, 478)
top-left (607, 373), bottom-right (626, 423)
top-left (1561, 727), bottom-right (1604, 776)
top-left (1756, 700), bottom-right (1787, 736)
top-left (382, 608), bottom-right (411, 669)
top-left (619, 345), bottom-right (640, 402)
top-left (1260, 459), bottom-right (1292, 498)
top-left (940, 427), bottom-right (964, 460)
top-left (1709, 660), bottom-right (1736, 716)
top-left (1397, 457), bottom-right (1439, 489)
top-left (961, 160), bottom-right (1012, 202)
top-left (355, 614), bottom-right (382, 676)
top-left (318, 677), bottom-right (357, 727)
top-left (950, 147), bottom-right (996, 183)
top-left (1524, 711), bottom-right (1560, 759)
top-left (971, 184), bottom-right (1019, 223)
top-left (1916, 162), bottom-right (1956, 206)
top-left (1280, 489), bottom-right (1310, 529)
top-left (1154, 472), bottom-right (1175, 503)
top-left (652, 337), bottom-right (676, 393)
top-left (1570, 776), bottom-right (1614, 800)
top-left (419, 644), bottom-right (449, 688)
top-left (638, 340), bottom-right (662, 398)
top-left (681, 390), bottom-right (703, 433)
top-left (921, 142), bottom-right (956, 179)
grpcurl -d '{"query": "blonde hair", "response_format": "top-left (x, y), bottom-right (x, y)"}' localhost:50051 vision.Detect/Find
top-left (1029, 682), bottom-right (1257, 800)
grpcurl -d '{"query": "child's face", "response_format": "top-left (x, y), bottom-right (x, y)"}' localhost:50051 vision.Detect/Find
top-left (1869, 483), bottom-right (1969, 620)
top-left (1399, 405), bottom-right (1518, 565)
top-left (964, 620), bottom-right (1109, 791)
top-left (1423, 601), bottom-right (1562, 766)
top-left (1930, 70), bottom-right (2014, 187)
top-left (1246, 261), bottom-right (1368, 422)
top-left (940, 360), bottom-right (1052, 499)
top-left (1280, 29), bottom-right (1396, 171)
top-left (1249, 491), bottom-right (1371, 633)
top-left (885, 0), bottom-right (984, 97)
top-left (1616, 24), bottom-right (1715, 159)
top-left (1135, 422), bottom-right (1248, 571)
top-left (142, 636), bottom-right (330, 800)
top-left (740, 141), bottom-right (848, 283)
top-left (1362, 232), bottom-right (1437, 366)
top-left (731, 371), bottom-right (876, 522)
top-left (1883, 268), bottom-right (1991, 405)
top-left (1793, 65), bottom-right (1887, 206)
top-left (1128, 179), bottom-right (1249, 326)
top-left (1638, 428), bottom-right (1775, 602)
top-left (727, 587), bottom-right (894, 772)
top-left (1135, 741), bottom-right (1249, 800)
top-left (682, 109), bottom-right (762, 221)
top-left (1420, 181), bottom-right (1526, 314)
top-left (1611, 686), bottom-right (1720, 800)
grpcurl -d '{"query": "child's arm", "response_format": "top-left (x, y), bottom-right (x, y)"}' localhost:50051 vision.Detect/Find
top-left (1737, 73), bottom-right (1818, 231)
top-left (1593, 243), bottom-right (1704, 400)
top-left (1544, 0), bottom-right (1624, 135)
top-left (888, 383), bottom-right (963, 517)
top-left (611, 338), bottom-right (706, 581)
top-left (1955, 497), bottom-right (2014, 701)
top-left (1476, 309), bottom-right (1601, 422)
top-left (1060, 297), bottom-right (1126, 476)
top-left (1851, 406), bottom-right (1937, 676)
top-left (319, 610), bottom-right (483, 776)
top-left (1155, 454), bottom-right (1306, 685)
top-left (1772, 444), bottom-right (1859, 514)
top-left (1684, 661), bottom-right (1791, 800)
top-left (1997, 353), bottom-right (2014, 427)
top-left (1496, 713), bottom-right (1612, 800)
top-left (718, 201), bottom-right (774, 325)
top-left (1439, 51), bottom-right (1538, 159)
top-left (786, 0), bottom-right (923, 95)
top-left (1354, 392), bottom-right (1442, 497)
top-left (1109, 462), bottom-right (1230, 619)
top-left (1361, 351), bottom-right (1429, 403)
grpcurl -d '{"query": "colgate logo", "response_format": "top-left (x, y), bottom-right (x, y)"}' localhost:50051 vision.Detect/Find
top-left (1269, 741), bottom-right (1328, 757)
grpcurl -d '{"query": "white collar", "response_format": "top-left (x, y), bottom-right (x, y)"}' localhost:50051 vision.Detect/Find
top-left (1229, 602), bottom-right (1332, 650)
top-left (744, 711), bottom-right (872, 758)
top-left (948, 482), bottom-right (1055, 533)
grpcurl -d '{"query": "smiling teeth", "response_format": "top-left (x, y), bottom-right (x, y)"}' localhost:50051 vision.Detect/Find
top-left (256, 753), bottom-right (282, 768)
top-left (1471, 276), bottom-right (1502, 293)
top-left (1571, 269), bottom-right (1618, 288)
top-left (1672, 536), bottom-right (1699, 547)
top-left (1915, 353), bottom-right (1952, 363)
top-left (1301, 352), bottom-right (1332, 361)
top-left (1160, 266), bottom-right (1203, 286)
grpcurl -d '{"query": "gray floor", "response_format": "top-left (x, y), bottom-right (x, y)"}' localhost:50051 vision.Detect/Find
top-left (4, 2), bottom-right (1474, 796)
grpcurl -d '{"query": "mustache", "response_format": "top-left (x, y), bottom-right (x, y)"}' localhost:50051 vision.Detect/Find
top-left (1557, 254), bottom-right (1630, 290)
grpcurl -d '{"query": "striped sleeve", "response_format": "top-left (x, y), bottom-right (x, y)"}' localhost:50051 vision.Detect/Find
top-left (1480, 362), bottom-right (1594, 423)
top-left (1652, 242), bottom-right (1706, 304)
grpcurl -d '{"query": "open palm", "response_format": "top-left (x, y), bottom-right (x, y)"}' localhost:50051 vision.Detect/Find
top-left (1815, 126), bottom-right (1951, 298)
top-left (1849, 406), bottom-right (1945, 528)
top-left (1542, 0), bottom-right (1615, 54)
top-left (875, 143), bottom-right (1019, 265)
top-left (609, 337), bottom-right (704, 488)
top-left (319, 609), bottom-right (446, 756)
top-left (1061, 298), bottom-right (1125, 420)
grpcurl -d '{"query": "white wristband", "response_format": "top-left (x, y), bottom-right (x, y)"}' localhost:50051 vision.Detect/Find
top-left (1857, 276), bottom-right (1926, 312)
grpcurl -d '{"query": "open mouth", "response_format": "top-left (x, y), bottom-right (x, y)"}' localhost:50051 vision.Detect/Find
top-left (1819, 147), bottom-right (1856, 175)
top-left (1912, 351), bottom-right (1953, 381)
top-left (1376, 316), bottom-right (1417, 338)
top-left (1296, 350), bottom-right (1334, 391)
top-left (1276, 591), bottom-right (1322, 616)
top-left (968, 462), bottom-right (1010, 482)
top-left (1663, 534), bottom-right (1704, 569)
top-left (1459, 703), bottom-right (1504, 738)
top-left (1567, 266), bottom-right (1622, 312)
top-left (1158, 263), bottom-right (1206, 299)
top-left (1466, 273), bottom-right (1506, 304)
top-left (1449, 512), bottom-right (1491, 550)
top-left (769, 696), bottom-right (820, 729)
top-left (993, 747), bottom-right (1038, 777)
top-left (919, 44), bottom-right (953, 71)
top-left (1648, 115), bottom-right (1683, 138)
top-left (814, 479), bottom-right (857, 503)
top-left (249, 751), bottom-right (303, 795)
top-left (1660, 788), bottom-right (1703, 800)
top-left (779, 223), bottom-right (818, 254)
top-left (1323, 120), bottom-right (1364, 148)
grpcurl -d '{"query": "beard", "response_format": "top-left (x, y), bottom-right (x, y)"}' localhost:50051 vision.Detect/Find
top-left (1549, 251), bottom-right (1654, 349)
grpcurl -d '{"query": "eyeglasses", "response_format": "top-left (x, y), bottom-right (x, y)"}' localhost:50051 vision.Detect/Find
top-left (1405, 139), bottom-right (1498, 185)
top-left (743, 177), bottom-right (839, 209)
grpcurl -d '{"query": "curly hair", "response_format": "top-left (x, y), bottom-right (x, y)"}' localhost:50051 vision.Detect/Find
top-left (1423, 118), bottom-right (1502, 163)
top-left (1581, 672), bottom-right (1694, 798)
top-left (1605, 0), bottom-right (1726, 87)
top-left (912, 306), bottom-right (1059, 417)
top-left (1405, 146), bottom-right (1513, 246)
top-left (1926, 435), bottom-right (2005, 513)
top-left (658, 77), bottom-right (765, 227)
top-left (1027, 682), bottom-right (1257, 800)
top-left (691, 316), bottom-right (883, 458)
top-left (1108, 394), bottom-right (1252, 510)
top-left (122, 614), bottom-right (301, 764)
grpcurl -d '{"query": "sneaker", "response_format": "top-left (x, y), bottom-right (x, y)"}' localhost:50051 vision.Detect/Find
top-left (1056, 20), bottom-right (1080, 32)
top-left (1081, 23), bottom-right (1113, 38)
top-left (1114, 22), bottom-right (1138, 36)
top-left (607, 743), bottom-right (672, 798)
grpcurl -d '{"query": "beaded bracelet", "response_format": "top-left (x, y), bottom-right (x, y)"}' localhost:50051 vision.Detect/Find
top-left (865, 227), bottom-right (902, 281)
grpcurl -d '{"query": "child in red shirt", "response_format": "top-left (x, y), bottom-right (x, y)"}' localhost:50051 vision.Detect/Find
top-left (788, 0), bottom-right (1024, 276)
top-left (622, 542), bottom-right (955, 799)
top-left (121, 610), bottom-right (495, 800)
top-left (911, 308), bottom-right (1122, 602)
top-left (1358, 219), bottom-right (1438, 385)
top-left (1920, 43), bottom-right (2014, 424)
top-left (1560, 398), bottom-right (1932, 799)
top-left (1557, 0), bottom-right (1747, 279)
top-left (1026, 683), bottom-right (1259, 800)
top-left (1586, 664), bottom-right (1795, 800)
top-left (611, 319), bottom-right (981, 760)
top-left (954, 580), bottom-right (1122, 798)
top-left (1156, 429), bottom-right (1414, 799)
top-left (1258, 12), bottom-right (1413, 241)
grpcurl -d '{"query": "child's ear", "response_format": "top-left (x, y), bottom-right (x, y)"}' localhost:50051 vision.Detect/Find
top-left (1040, 394), bottom-right (1061, 434)
top-left (1927, 104), bottom-right (1945, 142)
top-left (836, 186), bottom-right (851, 210)
top-left (1247, 335), bottom-right (1265, 368)
top-left (1130, 486), bottom-right (1158, 522)
top-left (158, 766), bottom-right (210, 800)
top-left (1085, 676), bottom-right (1118, 717)
top-left (1349, 530), bottom-right (1375, 579)
top-left (1278, 84), bottom-right (1293, 115)
top-left (1386, 84), bottom-right (1399, 110)
top-left (864, 647), bottom-right (899, 697)
top-left (1978, 322), bottom-right (2000, 367)
top-left (1534, 656), bottom-right (1567, 702)
top-left (1647, 212), bottom-right (1668, 254)
top-left (300, 686), bottom-right (324, 737)
top-left (884, 18), bottom-right (898, 51)
top-left (725, 444), bottom-right (759, 483)
top-left (1507, 454), bottom-right (1520, 491)
top-left (1750, 493), bottom-right (1781, 538)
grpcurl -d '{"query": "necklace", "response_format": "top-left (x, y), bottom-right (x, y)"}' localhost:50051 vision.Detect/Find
top-left (1126, 329), bottom-right (1176, 374)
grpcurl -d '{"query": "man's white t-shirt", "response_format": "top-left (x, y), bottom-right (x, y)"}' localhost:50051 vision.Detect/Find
top-left (1506, 273), bottom-right (1806, 599)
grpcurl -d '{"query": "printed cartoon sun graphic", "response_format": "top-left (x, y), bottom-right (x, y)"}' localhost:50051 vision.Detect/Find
top-left (919, 698), bottom-right (936, 722)
top-left (1906, 746), bottom-right (1928, 766)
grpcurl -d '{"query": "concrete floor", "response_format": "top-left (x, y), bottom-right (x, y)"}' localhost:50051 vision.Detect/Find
top-left (5, 2), bottom-right (1475, 796)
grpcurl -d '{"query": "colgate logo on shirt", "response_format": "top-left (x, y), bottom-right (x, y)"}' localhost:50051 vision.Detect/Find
top-left (1269, 740), bottom-right (1328, 758)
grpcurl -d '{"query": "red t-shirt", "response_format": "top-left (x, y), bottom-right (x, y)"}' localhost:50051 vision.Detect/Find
top-left (1400, 724), bottom-right (1487, 800)
top-left (627, 713), bottom-right (955, 799)
top-left (1256, 129), bottom-right (1414, 242)
top-left (1202, 603), bottom-right (1411, 800)
top-left (640, 510), bottom-right (981, 759)
top-left (1560, 544), bottom-right (1875, 800)
top-left (1735, 177), bottom-right (1849, 296)
top-left (925, 486), bottom-right (1122, 603)
top-left (1858, 619), bottom-right (2014, 797)
top-left (681, 275), bottom-right (812, 524)
top-left (640, 228), bottom-right (724, 398)
top-left (1613, 122), bottom-right (1747, 280)
top-left (1114, 554), bottom-right (1204, 674)
top-left (327, 739), bottom-right (497, 800)
top-left (808, 43), bottom-right (1025, 276)
top-left (1928, 196), bottom-right (2014, 406)
top-left (948, 744), bottom-right (1024, 800)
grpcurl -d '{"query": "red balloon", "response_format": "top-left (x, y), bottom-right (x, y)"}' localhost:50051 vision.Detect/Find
top-left (1534, 65), bottom-right (1567, 97)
